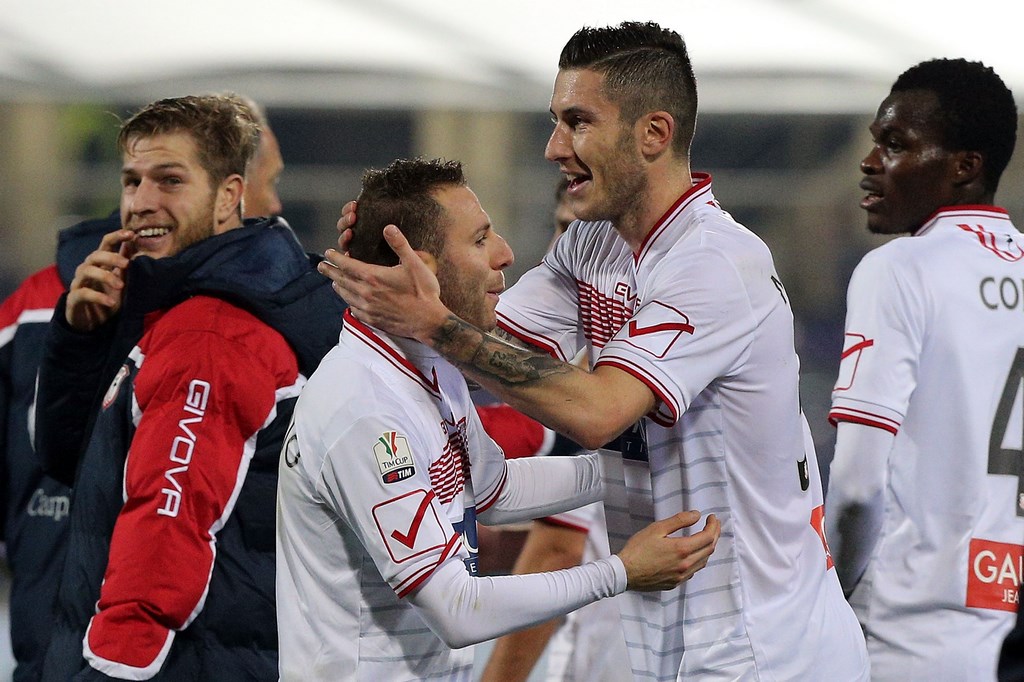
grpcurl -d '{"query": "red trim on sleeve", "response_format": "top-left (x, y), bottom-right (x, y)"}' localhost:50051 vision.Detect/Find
top-left (594, 357), bottom-right (679, 426)
top-left (475, 465), bottom-right (508, 514)
top-left (496, 315), bottom-right (566, 361)
top-left (396, 533), bottom-right (463, 598)
top-left (539, 516), bottom-right (590, 533)
top-left (828, 408), bottom-right (899, 434)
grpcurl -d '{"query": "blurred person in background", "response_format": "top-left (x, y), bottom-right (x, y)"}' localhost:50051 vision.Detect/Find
top-left (31, 93), bottom-right (343, 681)
top-left (0, 93), bottom-right (287, 682)
top-left (825, 58), bottom-right (1022, 681)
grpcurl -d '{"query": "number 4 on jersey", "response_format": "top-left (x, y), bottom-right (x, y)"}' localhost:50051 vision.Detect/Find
top-left (989, 347), bottom-right (1024, 517)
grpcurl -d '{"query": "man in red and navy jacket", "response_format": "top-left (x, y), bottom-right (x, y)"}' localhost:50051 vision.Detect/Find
top-left (33, 95), bottom-right (344, 681)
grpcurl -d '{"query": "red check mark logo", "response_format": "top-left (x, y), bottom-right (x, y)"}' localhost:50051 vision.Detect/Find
top-left (391, 491), bottom-right (435, 549)
top-left (841, 338), bottom-right (874, 359)
top-left (628, 319), bottom-right (694, 337)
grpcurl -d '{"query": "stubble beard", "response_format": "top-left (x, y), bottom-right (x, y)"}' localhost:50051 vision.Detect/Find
top-left (572, 130), bottom-right (649, 226)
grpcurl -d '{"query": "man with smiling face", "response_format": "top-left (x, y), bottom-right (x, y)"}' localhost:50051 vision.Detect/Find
top-left (33, 94), bottom-right (344, 680)
top-left (0, 93), bottom-right (286, 682)
top-left (825, 59), bottom-right (1023, 681)
top-left (323, 22), bottom-right (868, 681)
top-left (276, 157), bottom-right (720, 681)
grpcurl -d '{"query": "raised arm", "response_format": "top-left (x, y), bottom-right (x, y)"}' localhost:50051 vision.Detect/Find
top-left (320, 226), bottom-right (654, 449)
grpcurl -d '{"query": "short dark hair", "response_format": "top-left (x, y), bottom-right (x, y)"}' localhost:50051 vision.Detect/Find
top-left (117, 94), bottom-right (260, 191)
top-left (559, 21), bottom-right (697, 155)
top-left (350, 158), bottom-right (466, 267)
top-left (892, 58), bottom-right (1017, 193)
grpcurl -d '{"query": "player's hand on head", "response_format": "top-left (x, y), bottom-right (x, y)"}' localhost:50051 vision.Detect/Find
top-left (618, 511), bottom-right (720, 591)
top-left (66, 228), bottom-right (136, 332)
top-left (319, 224), bottom-right (448, 342)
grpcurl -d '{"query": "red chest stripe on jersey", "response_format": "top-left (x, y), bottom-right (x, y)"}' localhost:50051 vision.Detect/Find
top-left (967, 538), bottom-right (1023, 612)
top-left (345, 310), bottom-right (441, 396)
top-left (577, 279), bottom-right (633, 348)
top-left (430, 436), bottom-right (467, 504)
top-left (957, 223), bottom-right (1024, 261)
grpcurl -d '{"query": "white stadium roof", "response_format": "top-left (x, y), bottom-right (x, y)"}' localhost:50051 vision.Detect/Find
top-left (1, 0), bottom-right (1021, 113)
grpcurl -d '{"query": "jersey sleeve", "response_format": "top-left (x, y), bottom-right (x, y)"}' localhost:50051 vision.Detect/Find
top-left (408, 549), bottom-right (626, 648)
top-left (829, 249), bottom-right (924, 433)
top-left (317, 412), bottom-right (466, 599)
top-left (497, 239), bottom-right (585, 362)
top-left (595, 246), bottom-right (757, 425)
top-left (83, 307), bottom-right (299, 677)
top-left (477, 453), bottom-right (603, 526)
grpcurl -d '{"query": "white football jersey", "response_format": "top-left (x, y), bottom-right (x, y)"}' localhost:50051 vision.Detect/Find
top-left (830, 206), bottom-right (1024, 681)
top-left (276, 312), bottom-right (507, 681)
top-left (498, 174), bottom-right (868, 681)
top-left (543, 500), bottom-right (631, 682)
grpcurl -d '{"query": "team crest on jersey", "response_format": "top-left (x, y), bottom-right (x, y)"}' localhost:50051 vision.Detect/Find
top-left (101, 365), bottom-right (130, 410)
top-left (374, 431), bottom-right (416, 484)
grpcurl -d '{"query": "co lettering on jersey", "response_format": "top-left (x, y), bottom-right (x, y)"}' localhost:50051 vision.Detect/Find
top-left (980, 277), bottom-right (1024, 311)
top-left (26, 487), bottom-right (70, 522)
top-left (158, 379), bottom-right (210, 518)
top-left (967, 538), bottom-right (1023, 612)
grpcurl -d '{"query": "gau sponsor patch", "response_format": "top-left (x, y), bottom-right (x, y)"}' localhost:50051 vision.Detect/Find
top-left (967, 538), bottom-right (1023, 612)
top-left (375, 431), bottom-right (416, 484)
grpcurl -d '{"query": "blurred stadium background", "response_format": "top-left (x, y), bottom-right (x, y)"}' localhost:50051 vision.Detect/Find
top-left (2, 1), bottom-right (1023, 676)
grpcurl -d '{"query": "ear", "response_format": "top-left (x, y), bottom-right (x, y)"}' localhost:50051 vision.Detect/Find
top-left (214, 174), bottom-right (245, 232)
top-left (952, 150), bottom-right (984, 187)
top-left (414, 250), bottom-right (438, 274)
top-left (639, 111), bottom-right (675, 158)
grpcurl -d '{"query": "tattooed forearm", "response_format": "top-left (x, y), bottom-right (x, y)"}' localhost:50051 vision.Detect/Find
top-left (432, 314), bottom-right (574, 387)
